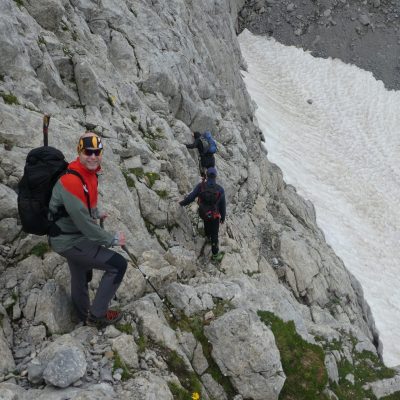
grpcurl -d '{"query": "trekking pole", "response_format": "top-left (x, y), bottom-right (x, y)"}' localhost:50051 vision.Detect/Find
top-left (121, 245), bottom-right (179, 321)
top-left (43, 114), bottom-right (50, 146)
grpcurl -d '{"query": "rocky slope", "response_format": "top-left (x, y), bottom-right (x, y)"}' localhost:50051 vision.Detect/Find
top-left (238, 0), bottom-right (400, 90)
top-left (0, 0), bottom-right (399, 399)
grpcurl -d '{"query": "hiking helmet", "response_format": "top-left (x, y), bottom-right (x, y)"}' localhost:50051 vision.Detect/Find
top-left (206, 167), bottom-right (217, 177)
top-left (77, 133), bottom-right (103, 154)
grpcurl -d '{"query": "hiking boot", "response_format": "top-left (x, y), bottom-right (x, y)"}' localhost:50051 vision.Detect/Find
top-left (211, 252), bottom-right (224, 262)
top-left (86, 309), bottom-right (123, 328)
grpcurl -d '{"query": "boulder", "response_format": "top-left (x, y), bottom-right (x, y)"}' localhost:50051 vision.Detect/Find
top-left (205, 309), bottom-right (285, 400)
top-left (28, 334), bottom-right (87, 388)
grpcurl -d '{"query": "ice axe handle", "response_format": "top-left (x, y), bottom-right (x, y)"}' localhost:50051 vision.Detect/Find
top-left (43, 114), bottom-right (50, 147)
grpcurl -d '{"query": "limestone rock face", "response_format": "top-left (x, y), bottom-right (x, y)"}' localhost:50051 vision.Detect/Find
top-left (0, 0), bottom-right (388, 398)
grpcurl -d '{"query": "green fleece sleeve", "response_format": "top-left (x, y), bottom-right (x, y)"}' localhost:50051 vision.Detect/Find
top-left (57, 183), bottom-right (115, 247)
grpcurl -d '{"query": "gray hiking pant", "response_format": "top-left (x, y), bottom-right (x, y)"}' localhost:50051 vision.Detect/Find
top-left (60, 240), bottom-right (127, 321)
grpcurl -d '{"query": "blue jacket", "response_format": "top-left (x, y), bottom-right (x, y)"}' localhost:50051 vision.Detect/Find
top-left (180, 178), bottom-right (226, 222)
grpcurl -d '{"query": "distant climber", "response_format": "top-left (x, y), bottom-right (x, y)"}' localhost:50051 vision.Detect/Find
top-left (185, 131), bottom-right (217, 178)
top-left (48, 132), bottom-right (127, 328)
top-left (179, 167), bottom-right (226, 261)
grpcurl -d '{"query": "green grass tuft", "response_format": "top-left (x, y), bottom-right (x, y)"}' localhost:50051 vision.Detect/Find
top-left (122, 170), bottom-right (135, 188)
top-left (112, 352), bottom-right (131, 381)
top-left (116, 323), bottom-right (133, 335)
top-left (129, 167), bottom-right (144, 178)
top-left (136, 335), bottom-right (148, 353)
top-left (332, 350), bottom-right (396, 399)
top-left (144, 172), bottom-right (160, 188)
top-left (155, 189), bottom-right (168, 199)
top-left (13, 0), bottom-right (23, 7)
top-left (164, 349), bottom-right (202, 395)
top-left (167, 306), bottom-right (236, 398)
top-left (31, 243), bottom-right (50, 258)
top-left (167, 382), bottom-right (192, 400)
top-left (258, 310), bottom-right (328, 400)
top-left (1, 92), bottom-right (19, 105)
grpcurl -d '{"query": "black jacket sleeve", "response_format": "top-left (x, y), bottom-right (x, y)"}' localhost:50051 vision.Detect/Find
top-left (185, 138), bottom-right (203, 153)
top-left (179, 183), bottom-right (201, 206)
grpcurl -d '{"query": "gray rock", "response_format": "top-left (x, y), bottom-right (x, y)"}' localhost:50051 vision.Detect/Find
top-left (205, 309), bottom-right (285, 399)
top-left (36, 52), bottom-right (78, 102)
top-left (202, 373), bottom-right (228, 400)
top-left (111, 334), bottom-right (139, 369)
top-left (0, 184), bottom-right (17, 220)
top-left (177, 331), bottom-right (197, 360)
top-left (0, 382), bottom-right (115, 399)
top-left (28, 334), bottom-right (87, 388)
top-left (166, 282), bottom-right (204, 316)
top-left (24, 0), bottom-right (66, 31)
top-left (118, 371), bottom-right (173, 399)
top-left (345, 373), bottom-right (355, 385)
top-left (73, 57), bottom-right (102, 107)
top-left (164, 247), bottom-right (197, 279)
top-left (323, 388), bottom-right (339, 400)
top-left (359, 14), bottom-right (371, 26)
top-left (0, 329), bottom-right (15, 375)
top-left (104, 325), bottom-right (121, 339)
top-left (33, 280), bottom-right (74, 334)
top-left (192, 342), bottom-right (208, 375)
top-left (325, 353), bottom-right (339, 383)
top-left (131, 296), bottom-right (181, 352)
top-left (27, 325), bottom-right (47, 345)
top-left (0, 218), bottom-right (19, 245)
top-left (27, 360), bottom-right (45, 384)
top-left (287, 3), bottom-right (295, 12)
top-left (365, 374), bottom-right (400, 399)
top-left (43, 347), bottom-right (87, 388)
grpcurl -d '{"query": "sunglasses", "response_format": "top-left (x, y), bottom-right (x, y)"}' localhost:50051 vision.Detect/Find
top-left (82, 148), bottom-right (102, 156)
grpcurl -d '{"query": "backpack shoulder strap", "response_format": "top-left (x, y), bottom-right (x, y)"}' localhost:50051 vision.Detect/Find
top-left (64, 169), bottom-right (92, 218)
top-left (198, 181), bottom-right (206, 204)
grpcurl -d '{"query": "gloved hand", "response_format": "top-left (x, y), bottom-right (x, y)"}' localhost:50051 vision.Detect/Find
top-left (98, 211), bottom-right (108, 220)
top-left (113, 231), bottom-right (126, 246)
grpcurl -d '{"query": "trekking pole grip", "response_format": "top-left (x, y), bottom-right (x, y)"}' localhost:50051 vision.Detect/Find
top-left (43, 114), bottom-right (50, 147)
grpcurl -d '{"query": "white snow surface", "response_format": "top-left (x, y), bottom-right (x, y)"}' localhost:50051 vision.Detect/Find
top-left (239, 29), bottom-right (400, 367)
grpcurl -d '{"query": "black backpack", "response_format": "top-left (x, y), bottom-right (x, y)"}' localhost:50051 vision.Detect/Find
top-left (17, 146), bottom-right (89, 236)
top-left (198, 183), bottom-right (221, 221)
